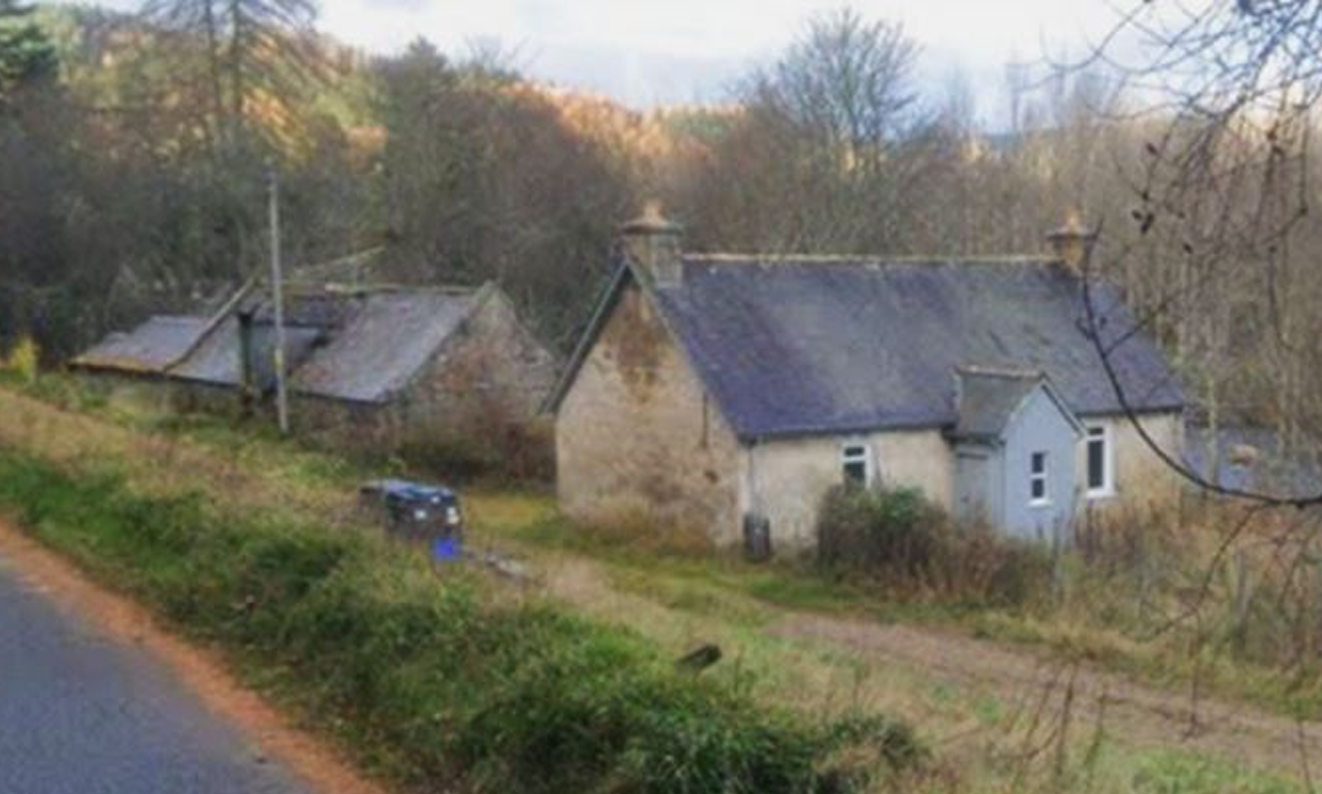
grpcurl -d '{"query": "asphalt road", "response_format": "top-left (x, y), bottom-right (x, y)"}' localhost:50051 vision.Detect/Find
top-left (0, 551), bottom-right (312, 794)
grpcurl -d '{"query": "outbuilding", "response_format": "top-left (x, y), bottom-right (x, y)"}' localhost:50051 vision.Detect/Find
top-left (72, 282), bottom-right (559, 453)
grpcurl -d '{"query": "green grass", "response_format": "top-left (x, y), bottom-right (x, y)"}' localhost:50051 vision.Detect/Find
top-left (1120, 749), bottom-right (1303, 794)
top-left (0, 446), bottom-right (922, 793)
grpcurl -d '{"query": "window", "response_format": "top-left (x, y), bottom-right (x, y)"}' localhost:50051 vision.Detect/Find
top-left (1029, 451), bottom-right (1049, 505)
top-left (1085, 425), bottom-right (1113, 497)
top-left (841, 443), bottom-right (871, 487)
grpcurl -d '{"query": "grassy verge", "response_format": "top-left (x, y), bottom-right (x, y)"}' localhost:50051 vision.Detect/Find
top-left (1, 378), bottom-right (1313, 792)
top-left (0, 449), bottom-right (918, 792)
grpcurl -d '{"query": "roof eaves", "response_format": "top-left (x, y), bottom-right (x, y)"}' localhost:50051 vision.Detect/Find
top-left (542, 260), bottom-right (632, 414)
top-left (287, 387), bottom-right (390, 407)
top-left (1077, 403), bottom-right (1185, 418)
top-left (68, 358), bottom-right (168, 376)
top-left (739, 415), bottom-right (954, 444)
top-left (1008, 376), bottom-right (1086, 438)
top-left (946, 429), bottom-right (1004, 444)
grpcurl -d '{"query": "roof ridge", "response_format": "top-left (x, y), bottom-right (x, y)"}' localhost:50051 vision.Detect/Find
top-left (956, 364), bottom-right (1045, 379)
top-left (683, 253), bottom-right (1055, 266)
top-left (278, 283), bottom-right (482, 297)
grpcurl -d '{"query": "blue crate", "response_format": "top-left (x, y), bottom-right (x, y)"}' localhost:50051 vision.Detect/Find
top-left (432, 537), bottom-right (463, 563)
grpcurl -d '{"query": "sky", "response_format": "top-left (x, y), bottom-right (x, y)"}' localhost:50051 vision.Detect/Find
top-left (90, 0), bottom-right (1134, 124)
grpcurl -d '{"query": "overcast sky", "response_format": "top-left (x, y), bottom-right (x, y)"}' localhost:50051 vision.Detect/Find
top-left (90, 0), bottom-right (1133, 124)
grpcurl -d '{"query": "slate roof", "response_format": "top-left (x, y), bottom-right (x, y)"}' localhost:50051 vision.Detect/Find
top-left (70, 316), bottom-right (211, 374)
top-left (244, 290), bottom-right (361, 330)
top-left (555, 255), bottom-right (1184, 440)
top-left (1184, 425), bottom-right (1322, 496)
top-left (952, 368), bottom-right (1041, 440)
top-left (288, 289), bottom-right (483, 403)
top-left (950, 368), bottom-right (1083, 441)
top-left (75, 285), bottom-right (493, 406)
top-left (168, 316), bottom-right (324, 389)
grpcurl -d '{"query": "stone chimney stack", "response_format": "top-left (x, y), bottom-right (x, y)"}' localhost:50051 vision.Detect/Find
top-left (1046, 211), bottom-right (1098, 274)
top-left (619, 201), bottom-right (683, 288)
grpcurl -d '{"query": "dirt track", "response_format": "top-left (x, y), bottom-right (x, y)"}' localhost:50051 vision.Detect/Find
top-left (538, 554), bottom-right (1322, 782)
top-left (770, 613), bottom-right (1322, 777)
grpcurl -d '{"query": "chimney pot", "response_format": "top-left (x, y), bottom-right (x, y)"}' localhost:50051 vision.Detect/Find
top-left (1046, 211), bottom-right (1097, 274)
top-left (619, 201), bottom-right (683, 288)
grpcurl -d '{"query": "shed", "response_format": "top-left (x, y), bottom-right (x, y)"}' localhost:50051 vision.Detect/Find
top-left (70, 281), bottom-right (560, 454)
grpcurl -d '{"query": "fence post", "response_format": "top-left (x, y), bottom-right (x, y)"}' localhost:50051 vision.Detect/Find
top-left (1233, 549), bottom-right (1252, 654)
top-left (1052, 521), bottom-right (1065, 604)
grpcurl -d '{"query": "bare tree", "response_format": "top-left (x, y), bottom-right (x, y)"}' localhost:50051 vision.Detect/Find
top-left (1074, 1), bottom-right (1322, 506)
top-left (676, 7), bottom-right (931, 253)
top-left (749, 8), bottom-right (919, 172)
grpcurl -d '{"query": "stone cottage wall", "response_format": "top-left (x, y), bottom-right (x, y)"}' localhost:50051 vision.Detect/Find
top-left (556, 281), bottom-right (744, 545)
top-left (742, 429), bottom-right (954, 550)
top-left (288, 395), bottom-right (393, 450)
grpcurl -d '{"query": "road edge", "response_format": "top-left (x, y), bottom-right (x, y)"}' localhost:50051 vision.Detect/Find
top-left (0, 519), bottom-right (389, 794)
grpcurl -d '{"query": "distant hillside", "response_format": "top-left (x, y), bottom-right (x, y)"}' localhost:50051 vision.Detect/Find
top-left (34, 4), bottom-right (378, 159)
top-left (33, 5), bottom-right (747, 176)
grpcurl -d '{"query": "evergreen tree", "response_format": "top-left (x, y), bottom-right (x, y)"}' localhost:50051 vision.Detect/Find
top-left (0, 1), bottom-right (56, 99)
top-left (139, 0), bottom-right (321, 152)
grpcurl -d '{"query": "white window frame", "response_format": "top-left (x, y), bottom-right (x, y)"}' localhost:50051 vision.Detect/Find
top-left (841, 441), bottom-right (873, 488)
top-left (1084, 423), bottom-right (1115, 499)
top-left (1029, 451), bottom-right (1050, 507)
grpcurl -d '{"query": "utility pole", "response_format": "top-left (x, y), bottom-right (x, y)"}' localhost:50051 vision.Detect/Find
top-left (268, 165), bottom-right (290, 435)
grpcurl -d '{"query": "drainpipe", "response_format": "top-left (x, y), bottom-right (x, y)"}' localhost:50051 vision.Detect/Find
top-left (744, 439), bottom-right (760, 518)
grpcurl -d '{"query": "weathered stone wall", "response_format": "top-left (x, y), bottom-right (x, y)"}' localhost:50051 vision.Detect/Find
top-left (556, 281), bottom-right (744, 544)
top-left (168, 381), bottom-right (247, 418)
top-left (74, 372), bottom-right (175, 412)
top-left (288, 395), bottom-right (393, 450)
top-left (743, 429), bottom-right (954, 550)
top-left (401, 288), bottom-right (559, 434)
top-left (75, 371), bottom-right (247, 419)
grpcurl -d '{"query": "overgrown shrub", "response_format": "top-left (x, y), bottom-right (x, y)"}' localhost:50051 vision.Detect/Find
top-left (815, 485), bottom-right (1052, 606)
top-left (2, 336), bottom-right (39, 383)
top-left (817, 486), bottom-right (944, 576)
top-left (393, 418), bottom-right (554, 485)
top-left (0, 451), bottom-right (922, 792)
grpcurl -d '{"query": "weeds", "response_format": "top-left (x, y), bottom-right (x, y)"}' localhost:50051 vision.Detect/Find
top-left (816, 486), bottom-right (1054, 607)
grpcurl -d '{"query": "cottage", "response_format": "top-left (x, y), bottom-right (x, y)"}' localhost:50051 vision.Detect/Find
top-left (72, 282), bottom-right (559, 449)
top-left (549, 209), bottom-right (1185, 551)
